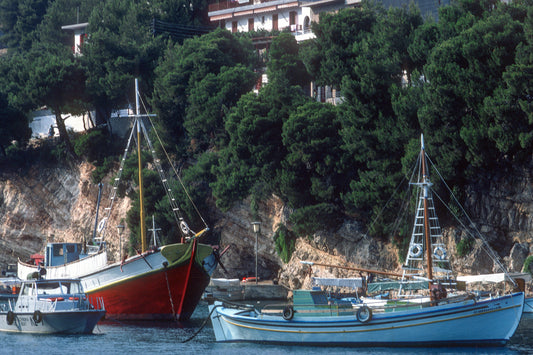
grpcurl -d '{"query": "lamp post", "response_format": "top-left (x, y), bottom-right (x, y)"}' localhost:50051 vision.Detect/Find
top-left (251, 222), bottom-right (261, 285)
top-left (117, 224), bottom-right (125, 261)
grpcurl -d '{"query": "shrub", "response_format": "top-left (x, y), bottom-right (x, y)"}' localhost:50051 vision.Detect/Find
top-left (456, 237), bottom-right (475, 257)
top-left (289, 203), bottom-right (342, 237)
top-left (522, 255), bottom-right (533, 274)
top-left (73, 129), bottom-right (109, 163)
top-left (274, 224), bottom-right (296, 263)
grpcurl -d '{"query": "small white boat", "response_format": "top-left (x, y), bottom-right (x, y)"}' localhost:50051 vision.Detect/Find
top-left (209, 290), bottom-right (523, 346)
top-left (209, 134), bottom-right (525, 346)
top-left (0, 277), bottom-right (105, 334)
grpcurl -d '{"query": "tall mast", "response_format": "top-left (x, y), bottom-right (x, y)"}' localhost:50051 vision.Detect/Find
top-left (136, 79), bottom-right (146, 253)
top-left (421, 134), bottom-right (433, 283)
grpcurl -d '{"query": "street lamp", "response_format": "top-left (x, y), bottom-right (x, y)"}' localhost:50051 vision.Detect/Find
top-left (251, 222), bottom-right (261, 285)
top-left (117, 224), bottom-right (125, 261)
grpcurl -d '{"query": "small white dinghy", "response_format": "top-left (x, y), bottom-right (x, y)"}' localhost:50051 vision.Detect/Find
top-left (0, 276), bottom-right (105, 334)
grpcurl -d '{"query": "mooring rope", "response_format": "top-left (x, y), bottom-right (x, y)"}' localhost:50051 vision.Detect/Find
top-left (164, 268), bottom-right (177, 321)
top-left (181, 298), bottom-right (257, 343)
top-left (181, 304), bottom-right (220, 343)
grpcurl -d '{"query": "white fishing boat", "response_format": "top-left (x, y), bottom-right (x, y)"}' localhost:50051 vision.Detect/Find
top-left (0, 276), bottom-right (105, 334)
top-left (209, 134), bottom-right (524, 346)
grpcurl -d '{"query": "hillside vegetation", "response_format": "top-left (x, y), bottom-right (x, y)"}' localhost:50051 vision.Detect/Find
top-left (0, 0), bottom-right (532, 261)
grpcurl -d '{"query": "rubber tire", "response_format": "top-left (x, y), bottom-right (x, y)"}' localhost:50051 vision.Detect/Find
top-left (6, 311), bottom-right (15, 325)
top-left (282, 306), bottom-right (294, 320)
top-left (33, 310), bottom-right (43, 323)
top-left (356, 306), bottom-right (372, 323)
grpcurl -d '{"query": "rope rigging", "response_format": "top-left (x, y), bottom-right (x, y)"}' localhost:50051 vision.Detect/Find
top-left (96, 87), bottom-right (209, 243)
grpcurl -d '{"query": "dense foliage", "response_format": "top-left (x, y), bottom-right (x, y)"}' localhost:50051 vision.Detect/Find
top-left (1, 0), bottom-right (532, 258)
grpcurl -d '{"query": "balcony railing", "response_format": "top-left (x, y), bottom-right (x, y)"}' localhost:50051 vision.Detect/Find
top-left (209, 0), bottom-right (283, 12)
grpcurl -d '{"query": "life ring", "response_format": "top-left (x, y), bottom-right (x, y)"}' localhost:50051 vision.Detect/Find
top-left (356, 306), bottom-right (372, 323)
top-left (433, 247), bottom-right (447, 260)
top-left (33, 310), bottom-right (43, 323)
top-left (282, 306), bottom-right (294, 320)
top-left (97, 217), bottom-right (108, 233)
top-left (6, 311), bottom-right (15, 325)
top-left (180, 221), bottom-right (190, 235)
top-left (408, 243), bottom-right (423, 258)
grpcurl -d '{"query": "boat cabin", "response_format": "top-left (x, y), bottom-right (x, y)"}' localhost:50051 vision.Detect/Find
top-left (20, 279), bottom-right (83, 298)
top-left (44, 242), bottom-right (104, 267)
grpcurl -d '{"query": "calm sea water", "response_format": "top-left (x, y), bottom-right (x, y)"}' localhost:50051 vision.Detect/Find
top-left (2, 302), bottom-right (532, 354)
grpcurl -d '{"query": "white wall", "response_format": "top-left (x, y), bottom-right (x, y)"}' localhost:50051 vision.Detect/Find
top-left (30, 109), bottom-right (133, 139)
top-left (224, 9), bottom-right (302, 33)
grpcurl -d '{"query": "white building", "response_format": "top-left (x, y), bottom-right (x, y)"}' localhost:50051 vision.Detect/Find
top-left (208, 0), bottom-right (360, 43)
top-left (60, 22), bottom-right (88, 56)
top-left (30, 109), bottom-right (133, 139)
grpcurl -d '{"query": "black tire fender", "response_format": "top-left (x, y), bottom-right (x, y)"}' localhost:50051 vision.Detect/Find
top-left (6, 311), bottom-right (15, 325)
top-left (282, 306), bottom-right (294, 320)
top-left (33, 310), bottom-right (43, 323)
top-left (356, 305), bottom-right (372, 323)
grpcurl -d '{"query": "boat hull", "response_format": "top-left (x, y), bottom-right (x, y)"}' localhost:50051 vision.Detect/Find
top-left (0, 310), bottom-right (105, 334)
top-left (18, 242), bottom-right (215, 321)
top-left (209, 292), bottom-right (524, 346)
top-left (84, 249), bottom-right (211, 320)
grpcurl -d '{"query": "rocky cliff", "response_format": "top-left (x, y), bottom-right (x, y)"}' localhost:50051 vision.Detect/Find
top-left (0, 161), bottom-right (130, 268)
top-left (1, 158), bottom-right (532, 290)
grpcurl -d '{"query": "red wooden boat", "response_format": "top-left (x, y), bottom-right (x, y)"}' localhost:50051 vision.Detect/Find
top-left (18, 79), bottom-right (217, 321)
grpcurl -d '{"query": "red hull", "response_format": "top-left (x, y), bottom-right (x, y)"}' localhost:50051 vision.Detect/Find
top-left (87, 258), bottom-right (210, 321)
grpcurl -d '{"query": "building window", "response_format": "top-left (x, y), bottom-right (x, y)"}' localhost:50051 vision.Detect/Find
top-left (232, 21), bottom-right (238, 33)
top-left (272, 14), bottom-right (278, 31)
top-left (303, 16), bottom-right (310, 32)
top-left (289, 11), bottom-right (297, 31)
top-left (248, 18), bottom-right (254, 32)
top-left (290, 11), bottom-right (297, 26)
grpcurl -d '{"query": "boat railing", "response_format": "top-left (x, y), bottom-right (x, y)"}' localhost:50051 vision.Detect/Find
top-left (373, 293), bottom-right (477, 312)
top-left (88, 296), bottom-right (105, 311)
top-left (259, 293), bottom-right (477, 317)
top-left (261, 302), bottom-right (356, 317)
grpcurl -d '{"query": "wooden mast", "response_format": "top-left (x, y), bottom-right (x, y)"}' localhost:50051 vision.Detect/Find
top-left (135, 79), bottom-right (146, 253)
top-left (421, 135), bottom-right (433, 285)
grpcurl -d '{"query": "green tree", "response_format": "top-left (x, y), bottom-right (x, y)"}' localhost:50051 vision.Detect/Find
top-left (482, 2), bottom-right (533, 160)
top-left (267, 32), bottom-right (310, 89)
top-left (151, 0), bottom-right (211, 26)
top-left (82, 0), bottom-right (164, 126)
top-left (0, 92), bottom-right (31, 156)
top-left (211, 82), bottom-right (308, 210)
top-left (0, 51), bottom-right (34, 112)
top-left (152, 28), bottom-right (256, 155)
top-left (37, 0), bottom-right (99, 46)
top-left (339, 4), bottom-right (423, 218)
top-left (280, 101), bottom-right (342, 207)
top-left (186, 64), bottom-right (257, 152)
top-left (0, 0), bottom-right (49, 49)
top-left (25, 43), bottom-right (87, 154)
top-left (304, 3), bottom-right (379, 88)
top-left (421, 1), bottom-right (528, 179)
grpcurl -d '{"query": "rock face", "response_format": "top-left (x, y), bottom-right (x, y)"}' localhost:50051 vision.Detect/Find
top-left (0, 162), bottom-right (130, 269)
top-left (211, 196), bottom-right (289, 280)
top-left (1, 159), bottom-right (532, 289)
